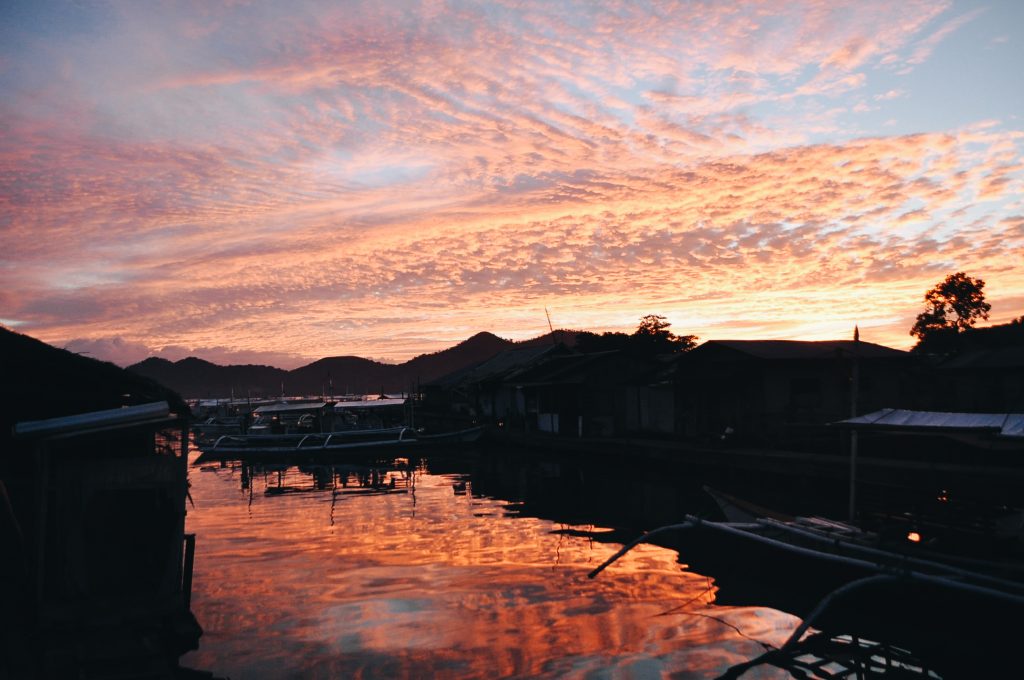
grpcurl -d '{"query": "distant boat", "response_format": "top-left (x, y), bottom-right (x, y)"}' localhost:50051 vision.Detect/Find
top-left (195, 425), bottom-right (484, 460)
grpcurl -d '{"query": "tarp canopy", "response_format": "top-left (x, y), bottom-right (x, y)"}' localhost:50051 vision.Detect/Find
top-left (835, 408), bottom-right (1024, 439)
top-left (254, 401), bottom-right (329, 414)
top-left (334, 398), bottom-right (406, 410)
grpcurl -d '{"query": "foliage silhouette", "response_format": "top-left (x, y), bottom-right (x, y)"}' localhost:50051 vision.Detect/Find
top-left (576, 315), bottom-right (697, 356)
top-left (910, 272), bottom-right (991, 353)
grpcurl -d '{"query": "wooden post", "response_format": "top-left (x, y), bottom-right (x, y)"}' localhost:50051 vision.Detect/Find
top-left (31, 443), bottom-right (52, 612)
top-left (182, 533), bottom-right (196, 610)
top-left (848, 340), bottom-right (859, 522)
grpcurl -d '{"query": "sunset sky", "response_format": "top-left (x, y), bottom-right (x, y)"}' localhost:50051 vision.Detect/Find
top-left (2, 0), bottom-right (1022, 368)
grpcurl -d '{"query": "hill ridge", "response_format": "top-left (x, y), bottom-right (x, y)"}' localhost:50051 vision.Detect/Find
top-left (126, 330), bottom-right (576, 398)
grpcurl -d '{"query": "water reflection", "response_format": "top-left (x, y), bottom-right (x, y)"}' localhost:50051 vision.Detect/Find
top-left (182, 449), bottom-right (798, 679)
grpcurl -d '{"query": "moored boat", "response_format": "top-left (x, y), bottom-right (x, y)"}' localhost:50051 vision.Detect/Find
top-left (192, 415), bottom-right (246, 444)
top-left (590, 488), bottom-right (1024, 677)
top-left (195, 424), bottom-right (485, 461)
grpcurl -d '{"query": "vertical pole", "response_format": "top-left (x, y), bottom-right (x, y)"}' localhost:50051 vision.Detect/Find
top-left (182, 533), bottom-right (196, 610)
top-left (848, 350), bottom-right (859, 522)
top-left (33, 444), bottom-right (49, 610)
top-left (848, 430), bottom-right (858, 521)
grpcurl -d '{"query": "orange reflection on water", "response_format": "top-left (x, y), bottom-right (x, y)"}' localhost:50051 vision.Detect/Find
top-left (181, 455), bottom-right (797, 678)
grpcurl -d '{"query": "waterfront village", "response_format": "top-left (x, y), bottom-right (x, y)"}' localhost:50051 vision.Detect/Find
top-left (2, 296), bottom-right (1023, 679)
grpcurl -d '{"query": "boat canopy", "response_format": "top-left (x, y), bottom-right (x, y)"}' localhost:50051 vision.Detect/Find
top-left (835, 408), bottom-right (1024, 439)
top-left (334, 398), bottom-right (406, 410)
top-left (253, 401), bottom-right (330, 415)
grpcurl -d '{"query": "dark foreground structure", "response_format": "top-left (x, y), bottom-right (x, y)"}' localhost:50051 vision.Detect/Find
top-left (1, 328), bottom-right (208, 679)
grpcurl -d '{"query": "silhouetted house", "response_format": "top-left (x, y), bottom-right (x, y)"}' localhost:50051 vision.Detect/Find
top-left (0, 328), bottom-right (201, 677)
top-left (510, 351), bottom-right (658, 437)
top-left (677, 339), bottom-right (912, 450)
top-left (420, 344), bottom-right (570, 428)
top-left (418, 361), bottom-right (481, 422)
top-left (927, 347), bottom-right (1024, 412)
top-left (623, 354), bottom-right (685, 436)
top-left (909, 319), bottom-right (1024, 412)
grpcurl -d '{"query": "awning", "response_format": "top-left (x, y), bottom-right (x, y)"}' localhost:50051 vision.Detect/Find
top-left (834, 408), bottom-right (1024, 439)
top-left (13, 401), bottom-right (176, 439)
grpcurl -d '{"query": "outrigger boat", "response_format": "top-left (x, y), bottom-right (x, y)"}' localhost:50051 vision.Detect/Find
top-left (195, 425), bottom-right (485, 461)
top-left (589, 487), bottom-right (1024, 678)
top-left (704, 484), bottom-right (1024, 568)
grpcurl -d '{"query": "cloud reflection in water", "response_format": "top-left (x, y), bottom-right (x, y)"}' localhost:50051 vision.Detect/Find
top-left (182, 456), bottom-right (798, 678)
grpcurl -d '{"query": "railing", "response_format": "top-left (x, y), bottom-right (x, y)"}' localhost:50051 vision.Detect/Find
top-left (207, 426), bottom-right (413, 452)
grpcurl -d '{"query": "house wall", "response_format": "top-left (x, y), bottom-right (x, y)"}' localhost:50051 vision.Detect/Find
top-left (537, 412), bottom-right (559, 433)
top-left (516, 355), bottom-right (655, 437)
top-left (679, 362), bottom-right (765, 445)
top-left (492, 387), bottom-right (518, 425)
top-left (927, 366), bottom-right (1024, 412)
top-left (678, 353), bottom-right (913, 450)
top-left (626, 386), bottom-right (675, 435)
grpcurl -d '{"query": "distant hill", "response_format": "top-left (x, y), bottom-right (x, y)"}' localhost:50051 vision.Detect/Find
top-left (129, 356), bottom-right (288, 399)
top-left (399, 331), bottom-right (524, 385)
top-left (286, 356), bottom-right (389, 397)
top-left (0, 327), bottom-right (188, 443)
top-left (126, 331), bottom-right (577, 398)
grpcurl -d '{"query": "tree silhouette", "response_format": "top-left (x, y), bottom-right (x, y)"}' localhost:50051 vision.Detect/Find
top-left (635, 314), bottom-right (672, 338)
top-left (633, 314), bottom-right (697, 353)
top-left (574, 330), bottom-right (631, 353)
top-left (910, 272), bottom-right (991, 352)
top-left (575, 315), bottom-right (697, 355)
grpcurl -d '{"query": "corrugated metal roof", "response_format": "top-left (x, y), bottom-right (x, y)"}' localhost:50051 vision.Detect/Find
top-left (510, 351), bottom-right (628, 385)
top-left (836, 408), bottom-right (1024, 438)
top-left (427, 343), bottom-right (565, 388)
top-left (472, 344), bottom-right (560, 379)
top-left (13, 401), bottom-right (173, 439)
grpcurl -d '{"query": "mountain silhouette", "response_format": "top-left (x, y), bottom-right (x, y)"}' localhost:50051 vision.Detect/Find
top-left (129, 356), bottom-right (289, 400)
top-left (127, 331), bottom-right (575, 398)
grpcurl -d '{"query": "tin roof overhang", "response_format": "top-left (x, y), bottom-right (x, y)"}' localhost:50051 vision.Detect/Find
top-left (13, 401), bottom-right (179, 440)
top-left (833, 408), bottom-right (1024, 439)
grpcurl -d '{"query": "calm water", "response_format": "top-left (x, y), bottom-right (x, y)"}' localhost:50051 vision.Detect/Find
top-left (180, 446), bottom-right (798, 679)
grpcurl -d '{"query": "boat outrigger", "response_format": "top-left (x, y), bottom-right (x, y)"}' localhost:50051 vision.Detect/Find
top-left (588, 487), bottom-right (1024, 678)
